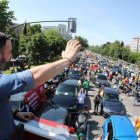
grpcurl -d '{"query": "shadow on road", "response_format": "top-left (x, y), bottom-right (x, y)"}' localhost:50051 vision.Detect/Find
top-left (89, 94), bottom-right (95, 98)
top-left (88, 119), bottom-right (101, 138)
top-left (85, 96), bottom-right (92, 110)
top-left (89, 85), bottom-right (98, 92)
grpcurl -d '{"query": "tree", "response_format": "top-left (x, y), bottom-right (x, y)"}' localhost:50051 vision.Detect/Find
top-left (0, 0), bottom-right (16, 32)
top-left (11, 38), bottom-right (19, 58)
top-left (74, 36), bottom-right (89, 51)
top-left (27, 24), bottom-right (42, 35)
top-left (19, 24), bottom-right (48, 64)
top-left (44, 29), bottom-right (66, 61)
top-left (28, 33), bottom-right (48, 64)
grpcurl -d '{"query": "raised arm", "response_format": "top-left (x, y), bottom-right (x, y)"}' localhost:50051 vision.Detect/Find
top-left (30, 39), bottom-right (81, 87)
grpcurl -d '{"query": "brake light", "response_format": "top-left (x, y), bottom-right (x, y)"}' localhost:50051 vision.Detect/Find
top-left (68, 126), bottom-right (75, 134)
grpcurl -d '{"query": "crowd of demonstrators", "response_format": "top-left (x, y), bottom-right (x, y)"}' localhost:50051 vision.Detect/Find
top-left (0, 32), bottom-right (81, 140)
top-left (87, 56), bottom-right (140, 113)
top-left (74, 55), bottom-right (140, 139)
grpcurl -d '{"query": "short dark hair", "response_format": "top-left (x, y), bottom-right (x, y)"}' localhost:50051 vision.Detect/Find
top-left (0, 32), bottom-right (10, 50)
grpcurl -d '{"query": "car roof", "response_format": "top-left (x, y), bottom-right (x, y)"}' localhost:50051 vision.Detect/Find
top-left (61, 79), bottom-right (78, 86)
top-left (110, 115), bottom-right (137, 139)
top-left (97, 73), bottom-right (106, 76)
top-left (40, 106), bottom-right (67, 124)
top-left (104, 87), bottom-right (118, 94)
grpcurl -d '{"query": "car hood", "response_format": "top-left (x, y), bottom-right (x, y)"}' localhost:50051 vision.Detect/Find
top-left (52, 95), bottom-right (76, 108)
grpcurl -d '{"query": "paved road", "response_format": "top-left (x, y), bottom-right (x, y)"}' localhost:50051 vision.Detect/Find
top-left (86, 82), bottom-right (140, 140)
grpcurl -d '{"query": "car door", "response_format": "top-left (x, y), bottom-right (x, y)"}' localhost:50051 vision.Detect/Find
top-left (102, 118), bottom-right (111, 140)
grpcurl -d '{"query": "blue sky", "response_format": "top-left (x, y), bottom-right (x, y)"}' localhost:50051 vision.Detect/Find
top-left (9, 0), bottom-right (140, 45)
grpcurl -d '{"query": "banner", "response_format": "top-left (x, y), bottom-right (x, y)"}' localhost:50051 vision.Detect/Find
top-left (24, 84), bottom-right (46, 112)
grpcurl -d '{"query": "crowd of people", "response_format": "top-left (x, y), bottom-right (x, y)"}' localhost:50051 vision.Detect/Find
top-left (1, 30), bottom-right (140, 139)
top-left (0, 32), bottom-right (81, 140)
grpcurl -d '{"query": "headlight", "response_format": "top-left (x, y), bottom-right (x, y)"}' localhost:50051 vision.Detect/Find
top-left (96, 82), bottom-right (99, 84)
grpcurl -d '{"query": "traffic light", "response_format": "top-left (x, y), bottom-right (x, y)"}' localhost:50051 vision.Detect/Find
top-left (68, 18), bottom-right (76, 33)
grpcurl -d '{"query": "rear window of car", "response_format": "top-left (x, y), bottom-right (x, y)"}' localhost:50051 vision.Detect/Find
top-left (104, 93), bottom-right (119, 100)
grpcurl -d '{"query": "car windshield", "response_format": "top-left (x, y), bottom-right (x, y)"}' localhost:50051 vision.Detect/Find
top-left (56, 84), bottom-right (76, 96)
top-left (69, 71), bottom-right (79, 76)
top-left (104, 93), bottom-right (119, 101)
top-left (97, 75), bottom-right (107, 80)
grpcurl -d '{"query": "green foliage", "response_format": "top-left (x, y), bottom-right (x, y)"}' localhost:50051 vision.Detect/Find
top-left (19, 26), bottom-right (67, 64)
top-left (74, 36), bottom-right (89, 51)
top-left (11, 38), bottom-right (19, 58)
top-left (27, 24), bottom-right (42, 35)
top-left (91, 40), bottom-right (140, 64)
top-left (0, 0), bottom-right (15, 32)
top-left (20, 32), bottom-right (47, 64)
top-left (44, 29), bottom-right (66, 61)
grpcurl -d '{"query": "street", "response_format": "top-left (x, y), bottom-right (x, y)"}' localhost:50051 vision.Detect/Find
top-left (86, 81), bottom-right (140, 140)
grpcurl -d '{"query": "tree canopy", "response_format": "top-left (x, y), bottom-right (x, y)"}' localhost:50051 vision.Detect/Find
top-left (74, 36), bottom-right (89, 51)
top-left (19, 25), bottom-right (67, 64)
top-left (90, 40), bottom-right (140, 65)
top-left (0, 0), bottom-right (15, 32)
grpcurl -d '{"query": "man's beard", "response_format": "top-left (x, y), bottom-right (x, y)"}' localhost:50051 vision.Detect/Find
top-left (0, 57), bottom-right (9, 71)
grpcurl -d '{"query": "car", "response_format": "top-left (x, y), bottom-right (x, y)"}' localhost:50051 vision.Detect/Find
top-left (51, 79), bottom-right (79, 112)
top-left (100, 87), bottom-right (126, 118)
top-left (95, 73), bottom-right (109, 88)
top-left (102, 115), bottom-right (138, 140)
top-left (14, 106), bottom-right (78, 140)
top-left (68, 70), bottom-right (80, 80)
top-left (40, 106), bottom-right (71, 126)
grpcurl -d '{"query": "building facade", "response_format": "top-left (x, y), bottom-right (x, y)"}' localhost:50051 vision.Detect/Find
top-left (42, 24), bottom-right (72, 40)
top-left (129, 37), bottom-right (140, 52)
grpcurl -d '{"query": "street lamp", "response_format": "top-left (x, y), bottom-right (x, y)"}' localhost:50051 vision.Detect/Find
top-left (9, 18), bottom-right (77, 34)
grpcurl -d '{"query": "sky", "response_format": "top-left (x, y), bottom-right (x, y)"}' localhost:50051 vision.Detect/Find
top-left (9, 0), bottom-right (140, 46)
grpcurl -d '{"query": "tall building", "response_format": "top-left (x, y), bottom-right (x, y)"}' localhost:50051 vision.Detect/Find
top-left (42, 24), bottom-right (72, 40)
top-left (129, 37), bottom-right (140, 52)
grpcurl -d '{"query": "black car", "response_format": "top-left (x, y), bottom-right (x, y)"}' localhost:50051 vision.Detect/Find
top-left (39, 106), bottom-right (76, 135)
top-left (95, 73), bottom-right (109, 88)
top-left (68, 70), bottom-right (80, 80)
top-left (100, 87), bottom-right (126, 118)
top-left (51, 79), bottom-right (78, 112)
top-left (40, 106), bottom-right (70, 126)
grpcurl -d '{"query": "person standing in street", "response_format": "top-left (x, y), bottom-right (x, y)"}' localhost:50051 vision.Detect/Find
top-left (77, 88), bottom-right (86, 111)
top-left (93, 92), bottom-right (101, 114)
top-left (82, 78), bottom-right (90, 96)
top-left (0, 32), bottom-right (81, 140)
